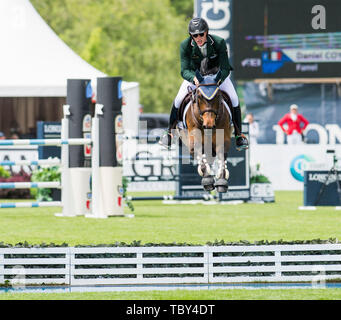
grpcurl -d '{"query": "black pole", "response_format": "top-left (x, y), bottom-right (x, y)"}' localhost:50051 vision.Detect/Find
top-left (66, 79), bottom-right (92, 168)
top-left (96, 77), bottom-right (122, 167)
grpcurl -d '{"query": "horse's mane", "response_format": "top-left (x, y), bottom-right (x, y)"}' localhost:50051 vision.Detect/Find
top-left (200, 58), bottom-right (219, 76)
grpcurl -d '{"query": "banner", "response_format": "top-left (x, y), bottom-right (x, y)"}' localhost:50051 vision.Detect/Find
top-left (304, 170), bottom-right (341, 206)
top-left (233, 0), bottom-right (341, 80)
top-left (243, 82), bottom-right (341, 144)
top-left (249, 144), bottom-right (341, 191)
top-left (195, 0), bottom-right (234, 64)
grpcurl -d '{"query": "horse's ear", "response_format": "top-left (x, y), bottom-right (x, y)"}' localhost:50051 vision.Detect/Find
top-left (214, 70), bottom-right (222, 84)
top-left (195, 70), bottom-right (204, 83)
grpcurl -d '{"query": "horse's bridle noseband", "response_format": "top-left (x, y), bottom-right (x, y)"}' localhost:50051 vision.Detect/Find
top-left (190, 83), bottom-right (222, 124)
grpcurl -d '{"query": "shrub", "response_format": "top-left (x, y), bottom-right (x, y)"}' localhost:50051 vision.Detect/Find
top-left (0, 169), bottom-right (32, 199)
top-left (30, 159), bottom-right (61, 201)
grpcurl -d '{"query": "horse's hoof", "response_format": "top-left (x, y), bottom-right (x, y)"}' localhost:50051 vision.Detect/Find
top-left (201, 176), bottom-right (215, 191)
top-left (215, 179), bottom-right (228, 193)
top-left (217, 185), bottom-right (228, 193)
top-left (204, 184), bottom-right (215, 192)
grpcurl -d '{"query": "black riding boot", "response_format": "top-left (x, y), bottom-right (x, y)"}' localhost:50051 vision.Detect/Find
top-left (233, 105), bottom-right (249, 151)
top-left (159, 103), bottom-right (178, 148)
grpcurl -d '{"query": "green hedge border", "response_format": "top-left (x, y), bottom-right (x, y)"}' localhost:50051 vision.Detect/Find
top-left (0, 238), bottom-right (339, 248)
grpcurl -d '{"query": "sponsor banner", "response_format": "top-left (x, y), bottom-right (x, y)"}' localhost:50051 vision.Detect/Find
top-left (82, 114), bottom-right (92, 133)
top-left (115, 114), bottom-right (124, 134)
top-left (304, 170), bottom-right (341, 206)
top-left (0, 147), bottom-right (38, 174)
top-left (122, 142), bottom-right (177, 181)
top-left (233, 0), bottom-right (341, 79)
top-left (195, 0), bottom-right (234, 63)
top-left (283, 49), bottom-right (341, 63)
top-left (250, 183), bottom-right (275, 202)
top-left (83, 132), bottom-right (91, 158)
top-left (36, 121), bottom-right (61, 159)
top-left (249, 144), bottom-right (341, 190)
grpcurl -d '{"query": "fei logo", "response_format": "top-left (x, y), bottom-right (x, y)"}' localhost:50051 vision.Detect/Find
top-left (290, 155), bottom-right (314, 182)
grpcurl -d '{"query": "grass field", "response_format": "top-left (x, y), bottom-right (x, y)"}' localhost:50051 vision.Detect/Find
top-left (0, 191), bottom-right (340, 245)
top-left (1, 289), bottom-right (341, 300)
top-left (0, 190), bottom-right (340, 300)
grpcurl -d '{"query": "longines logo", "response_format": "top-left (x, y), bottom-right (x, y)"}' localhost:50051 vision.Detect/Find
top-left (308, 173), bottom-right (341, 185)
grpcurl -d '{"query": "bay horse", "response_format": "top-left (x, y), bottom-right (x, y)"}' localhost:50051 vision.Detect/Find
top-left (176, 62), bottom-right (232, 193)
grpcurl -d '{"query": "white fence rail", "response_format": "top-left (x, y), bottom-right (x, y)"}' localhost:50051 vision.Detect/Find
top-left (1, 244), bottom-right (340, 286)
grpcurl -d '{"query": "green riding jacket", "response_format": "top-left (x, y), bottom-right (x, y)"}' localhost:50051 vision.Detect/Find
top-left (180, 34), bottom-right (233, 83)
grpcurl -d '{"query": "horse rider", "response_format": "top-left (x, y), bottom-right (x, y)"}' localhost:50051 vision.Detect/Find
top-left (160, 17), bottom-right (249, 151)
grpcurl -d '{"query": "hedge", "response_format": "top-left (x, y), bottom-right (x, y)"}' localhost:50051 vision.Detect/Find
top-left (0, 238), bottom-right (339, 248)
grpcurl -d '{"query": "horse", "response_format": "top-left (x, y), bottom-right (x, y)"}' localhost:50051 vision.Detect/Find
top-left (176, 61), bottom-right (232, 193)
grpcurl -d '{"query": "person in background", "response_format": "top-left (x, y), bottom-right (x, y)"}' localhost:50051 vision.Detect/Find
top-left (278, 104), bottom-right (309, 145)
top-left (0, 132), bottom-right (5, 140)
top-left (244, 113), bottom-right (259, 145)
top-left (10, 133), bottom-right (19, 139)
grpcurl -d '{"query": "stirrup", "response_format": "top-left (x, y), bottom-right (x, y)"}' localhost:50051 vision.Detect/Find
top-left (159, 131), bottom-right (173, 149)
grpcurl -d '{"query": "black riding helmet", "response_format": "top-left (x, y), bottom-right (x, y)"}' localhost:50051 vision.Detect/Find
top-left (188, 17), bottom-right (209, 35)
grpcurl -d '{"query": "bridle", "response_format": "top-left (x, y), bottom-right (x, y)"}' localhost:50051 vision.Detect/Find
top-left (189, 83), bottom-right (223, 126)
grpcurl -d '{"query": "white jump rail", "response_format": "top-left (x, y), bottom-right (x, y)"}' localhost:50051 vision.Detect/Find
top-left (0, 138), bottom-right (91, 146)
top-left (0, 247), bottom-right (70, 285)
top-left (0, 244), bottom-right (340, 286)
top-left (0, 104), bottom-right (104, 217)
top-left (0, 160), bottom-right (61, 166)
top-left (0, 182), bottom-right (60, 189)
top-left (0, 202), bottom-right (62, 209)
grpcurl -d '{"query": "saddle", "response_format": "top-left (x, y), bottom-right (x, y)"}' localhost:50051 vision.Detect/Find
top-left (177, 91), bottom-right (192, 124)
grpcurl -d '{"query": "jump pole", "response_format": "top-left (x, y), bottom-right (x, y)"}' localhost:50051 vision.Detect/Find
top-left (56, 105), bottom-right (73, 217)
top-left (86, 76), bottom-right (124, 218)
top-left (56, 79), bottom-right (93, 217)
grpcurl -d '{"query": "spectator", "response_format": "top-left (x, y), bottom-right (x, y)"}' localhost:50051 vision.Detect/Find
top-left (10, 133), bottom-right (19, 139)
top-left (0, 132), bottom-right (5, 140)
top-left (243, 113), bottom-right (259, 145)
top-left (278, 104), bottom-right (309, 145)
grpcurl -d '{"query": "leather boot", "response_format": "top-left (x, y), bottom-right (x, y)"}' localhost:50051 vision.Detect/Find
top-left (159, 103), bottom-right (178, 148)
top-left (233, 105), bottom-right (249, 151)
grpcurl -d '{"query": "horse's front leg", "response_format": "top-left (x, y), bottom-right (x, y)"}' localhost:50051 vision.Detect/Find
top-left (190, 128), bottom-right (215, 191)
top-left (214, 129), bottom-right (230, 193)
top-left (198, 154), bottom-right (215, 192)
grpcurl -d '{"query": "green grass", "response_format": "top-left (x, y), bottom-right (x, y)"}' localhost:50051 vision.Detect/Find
top-left (0, 191), bottom-right (340, 245)
top-left (1, 289), bottom-right (341, 300)
top-left (1, 191), bottom-right (341, 300)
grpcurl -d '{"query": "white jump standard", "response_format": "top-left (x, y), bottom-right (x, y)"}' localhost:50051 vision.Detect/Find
top-left (0, 77), bottom-right (125, 218)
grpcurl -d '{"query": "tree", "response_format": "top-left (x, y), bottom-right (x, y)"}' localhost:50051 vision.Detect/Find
top-left (31, 0), bottom-right (189, 113)
top-left (170, 0), bottom-right (194, 19)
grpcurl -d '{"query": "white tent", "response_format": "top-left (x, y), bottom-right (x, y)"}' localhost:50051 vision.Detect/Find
top-left (0, 0), bottom-right (140, 136)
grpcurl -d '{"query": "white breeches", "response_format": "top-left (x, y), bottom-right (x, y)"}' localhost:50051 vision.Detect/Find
top-left (287, 131), bottom-right (303, 144)
top-left (174, 75), bottom-right (239, 109)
